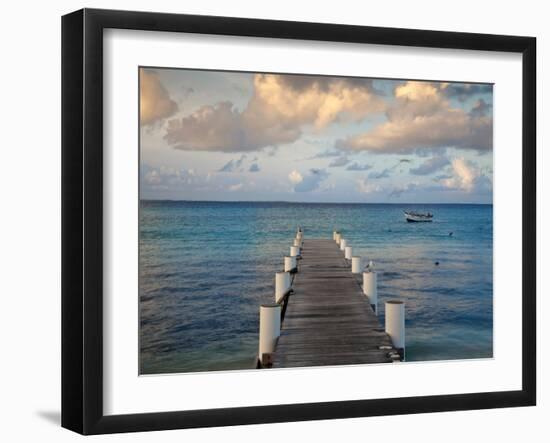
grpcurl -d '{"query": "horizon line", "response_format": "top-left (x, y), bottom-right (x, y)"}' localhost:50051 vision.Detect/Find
top-left (139, 198), bottom-right (492, 205)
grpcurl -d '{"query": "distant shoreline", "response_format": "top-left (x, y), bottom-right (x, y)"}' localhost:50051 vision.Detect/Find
top-left (140, 199), bottom-right (492, 206)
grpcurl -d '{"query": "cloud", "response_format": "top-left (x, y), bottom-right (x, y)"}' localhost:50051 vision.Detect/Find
top-left (309, 149), bottom-right (341, 159)
top-left (143, 168), bottom-right (162, 185)
top-left (441, 158), bottom-right (477, 191)
top-left (218, 154), bottom-right (247, 172)
top-left (388, 183), bottom-right (418, 198)
top-left (288, 170), bottom-right (303, 184)
top-left (141, 165), bottom-right (197, 188)
top-left (251, 75), bottom-right (386, 129)
top-left (182, 87), bottom-right (195, 98)
top-left (328, 156), bottom-right (350, 167)
top-left (441, 83), bottom-right (492, 102)
top-left (357, 178), bottom-right (382, 194)
top-left (228, 183), bottom-right (243, 191)
top-left (249, 163), bottom-right (260, 172)
top-left (166, 101), bottom-right (264, 153)
top-left (336, 81), bottom-right (492, 154)
top-left (387, 158), bottom-right (413, 173)
top-left (290, 168), bottom-right (329, 192)
top-left (469, 98), bottom-right (493, 118)
top-left (140, 70), bottom-right (178, 126)
top-left (141, 164), bottom-right (255, 197)
top-left (346, 162), bottom-right (372, 171)
top-left (439, 158), bottom-right (492, 192)
top-left (410, 155), bottom-right (450, 175)
top-left (368, 168), bottom-right (391, 179)
top-left (164, 73), bottom-right (385, 152)
top-left (303, 138), bottom-right (323, 145)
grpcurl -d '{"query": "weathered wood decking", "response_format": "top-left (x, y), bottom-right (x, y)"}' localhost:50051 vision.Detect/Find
top-left (271, 239), bottom-right (397, 368)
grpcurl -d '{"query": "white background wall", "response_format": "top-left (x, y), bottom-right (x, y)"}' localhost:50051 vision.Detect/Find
top-left (0, 0), bottom-right (546, 441)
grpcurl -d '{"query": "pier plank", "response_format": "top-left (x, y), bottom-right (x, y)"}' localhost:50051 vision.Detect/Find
top-left (271, 239), bottom-right (397, 368)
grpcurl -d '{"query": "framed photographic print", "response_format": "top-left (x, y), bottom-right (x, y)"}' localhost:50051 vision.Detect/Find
top-left (61, 8), bottom-right (536, 434)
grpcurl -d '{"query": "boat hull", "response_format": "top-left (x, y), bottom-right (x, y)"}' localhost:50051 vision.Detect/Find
top-left (406, 217), bottom-right (433, 222)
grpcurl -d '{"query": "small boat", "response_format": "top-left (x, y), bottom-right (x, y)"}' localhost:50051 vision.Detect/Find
top-left (404, 210), bottom-right (433, 222)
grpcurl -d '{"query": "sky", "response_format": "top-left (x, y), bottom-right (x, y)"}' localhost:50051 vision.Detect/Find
top-left (139, 67), bottom-right (493, 203)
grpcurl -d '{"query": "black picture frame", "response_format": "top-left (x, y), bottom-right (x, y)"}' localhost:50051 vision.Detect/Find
top-left (61, 8), bottom-right (537, 435)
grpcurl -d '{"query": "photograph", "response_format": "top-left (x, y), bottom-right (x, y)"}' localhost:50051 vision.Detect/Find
top-left (139, 67), bottom-right (494, 375)
top-left (0, 0), bottom-right (543, 439)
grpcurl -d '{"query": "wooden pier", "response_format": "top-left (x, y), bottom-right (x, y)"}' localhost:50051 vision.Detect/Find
top-left (268, 238), bottom-right (400, 369)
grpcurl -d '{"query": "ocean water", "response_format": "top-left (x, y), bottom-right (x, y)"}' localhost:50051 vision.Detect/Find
top-left (139, 201), bottom-right (493, 374)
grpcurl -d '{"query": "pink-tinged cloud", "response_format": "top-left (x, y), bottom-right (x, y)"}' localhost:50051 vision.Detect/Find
top-left (439, 158), bottom-right (492, 192)
top-left (140, 70), bottom-right (178, 126)
top-left (165, 100), bottom-right (301, 152)
top-left (336, 81), bottom-right (492, 154)
top-left (164, 74), bottom-right (385, 152)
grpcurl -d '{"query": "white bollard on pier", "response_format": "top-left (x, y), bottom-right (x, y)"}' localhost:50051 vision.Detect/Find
top-left (340, 238), bottom-right (347, 251)
top-left (284, 255), bottom-right (297, 272)
top-left (290, 245), bottom-right (301, 258)
top-left (335, 233), bottom-right (342, 245)
top-left (363, 271), bottom-right (378, 313)
top-left (258, 303), bottom-right (281, 365)
top-left (275, 271), bottom-right (291, 303)
top-left (293, 238), bottom-right (301, 247)
top-left (351, 256), bottom-right (362, 273)
top-left (385, 300), bottom-right (405, 359)
top-left (333, 231), bottom-right (338, 240)
top-left (345, 246), bottom-right (353, 260)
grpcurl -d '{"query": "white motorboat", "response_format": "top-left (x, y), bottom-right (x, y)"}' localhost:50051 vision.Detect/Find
top-left (404, 210), bottom-right (433, 222)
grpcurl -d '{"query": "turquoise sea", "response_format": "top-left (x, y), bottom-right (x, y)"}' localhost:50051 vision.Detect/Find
top-left (139, 201), bottom-right (493, 374)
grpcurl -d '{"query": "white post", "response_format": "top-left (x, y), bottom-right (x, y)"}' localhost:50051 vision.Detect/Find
top-left (385, 300), bottom-right (405, 359)
top-left (335, 233), bottom-right (341, 245)
top-left (284, 255), bottom-right (297, 272)
top-left (363, 271), bottom-right (378, 314)
top-left (293, 238), bottom-right (301, 247)
top-left (351, 256), bottom-right (362, 273)
top-left (275, 271), bottom-right (291, 303)
top-left (345, 246), bottom-right (353, 260)
top-left (332, 231), bottom-right (337, 240)
top-left (340, 238), bottom-right (347, 251)
top-left (258, 303), bottom-right (281, 363)
top-left (290, 245), bottom-right (301, 257)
